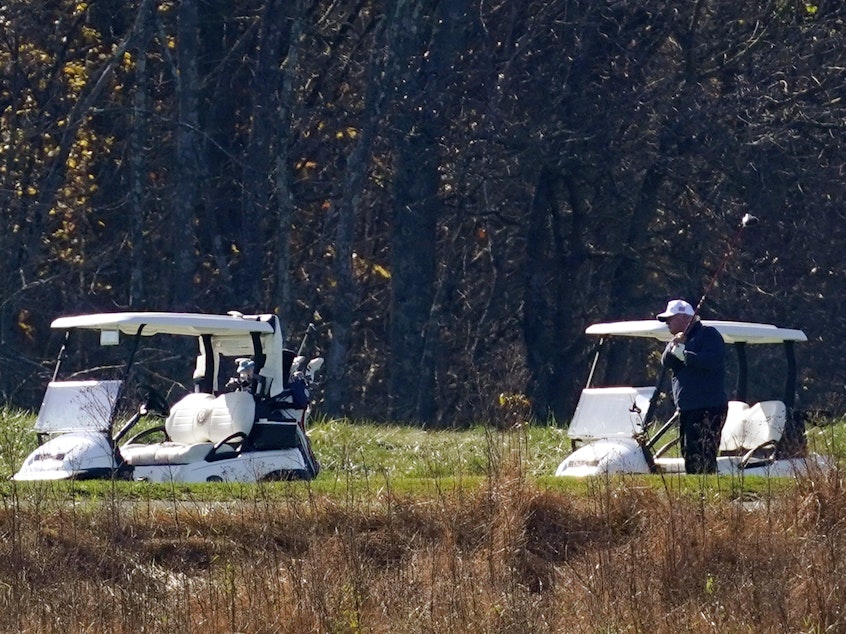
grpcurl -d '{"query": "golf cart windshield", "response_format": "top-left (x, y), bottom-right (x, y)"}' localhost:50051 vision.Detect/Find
top-left (568, 386), bottom-right (656, 441)
top-left (35, 380), bottom-right (123, 433)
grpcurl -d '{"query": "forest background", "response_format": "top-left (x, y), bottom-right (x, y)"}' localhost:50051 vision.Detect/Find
top-left (1, 0), bottom-right (844, 427)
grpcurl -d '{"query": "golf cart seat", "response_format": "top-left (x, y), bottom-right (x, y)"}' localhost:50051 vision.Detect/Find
top-left (122, 392), bottom-right (256, 466)
top-left (567, 386), bottom-right (656, 447)
top-left (719, 400), bottom-right (787, 463)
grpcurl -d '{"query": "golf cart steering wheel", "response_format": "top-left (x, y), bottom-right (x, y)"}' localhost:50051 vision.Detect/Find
top-left (138, 384), bottom-right (170, 417)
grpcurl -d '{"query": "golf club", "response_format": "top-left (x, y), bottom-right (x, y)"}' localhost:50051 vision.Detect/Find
top-left (641, 213), bottom-right (759, 450)
top-left (684, 212), bottom-right (759, 335)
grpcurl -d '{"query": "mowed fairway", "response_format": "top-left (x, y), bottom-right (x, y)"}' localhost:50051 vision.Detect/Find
top-left (1, 409), bottom-right (846, 633)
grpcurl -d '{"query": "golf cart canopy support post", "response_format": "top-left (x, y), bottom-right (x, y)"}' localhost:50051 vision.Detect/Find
top-left (785, 340), bottom-right (796, 408)
top-left (112, 324), bottom-right (146, 435)
top-left (730, 340), bottom-right (798, 408)
top-left (197, 334), bottom-right (215, 393)
top-left (585, 338), bottom-right (607, 388)
top-left (51, 331), bottom-right (71, 382)
top-left (734, 342), bottom-right (747, 403)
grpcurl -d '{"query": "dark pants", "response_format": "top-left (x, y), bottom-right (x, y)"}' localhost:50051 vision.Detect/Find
top-left (679, 405), bottom-right (728, 474)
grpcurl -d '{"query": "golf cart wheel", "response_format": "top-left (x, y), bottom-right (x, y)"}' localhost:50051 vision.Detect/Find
top-left (261, 469), bottom-right (309, 482)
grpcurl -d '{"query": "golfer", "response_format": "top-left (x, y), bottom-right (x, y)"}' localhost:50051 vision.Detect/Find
top-left (657, 299), bottom-right (728, 474)
top-left (226, 357), bottom-right (265, 395)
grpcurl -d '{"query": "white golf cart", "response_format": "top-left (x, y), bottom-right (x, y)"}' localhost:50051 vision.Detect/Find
top-left (555, 319), bottom-right (831, 477)
top-left (13, 312), bottom-right (324, 483)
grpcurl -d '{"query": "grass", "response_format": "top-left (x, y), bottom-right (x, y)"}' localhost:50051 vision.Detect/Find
top-left (309, 417), bottom-right (572, 478)
top-left (2, 406), bottom-right (846, 632)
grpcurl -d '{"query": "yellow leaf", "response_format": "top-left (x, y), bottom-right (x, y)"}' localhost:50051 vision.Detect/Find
top-left (372, 264), bottom-right (391, 279)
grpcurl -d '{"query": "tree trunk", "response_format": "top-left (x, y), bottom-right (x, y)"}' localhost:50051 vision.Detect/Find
top-left (388, 128), bottom-right (438, 423)
top-left (383, 0), bottom-right (441, 423)
top-left (523, 168), bottom-right (556, 421)
top-left (241, 0), bottom-right (289, 309)
top-left (129, 1), bottom-right (154, 308)
top-left (172, 0), bottom-right (202, 310)
top-left (272, 0), bottom-right (310, 323)
top-left (323, 18), bottom-right (385, 417)
top-left (522, 167), bottom-right (591, 422)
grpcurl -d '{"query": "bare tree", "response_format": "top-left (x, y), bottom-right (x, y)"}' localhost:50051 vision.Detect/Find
top-left (172, 0), bottom-right (202, 310)
top-left (128, 1), bottom-right (155, 308)
top-left (323, 13), bottom-right (387, 417)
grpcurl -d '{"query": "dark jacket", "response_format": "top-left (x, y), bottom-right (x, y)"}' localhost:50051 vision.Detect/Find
top-left (661, 320), bottom-right (727, 411)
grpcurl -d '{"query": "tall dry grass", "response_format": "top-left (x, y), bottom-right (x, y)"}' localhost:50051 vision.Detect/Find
top-left (1, 449), bottom-right (845, 632)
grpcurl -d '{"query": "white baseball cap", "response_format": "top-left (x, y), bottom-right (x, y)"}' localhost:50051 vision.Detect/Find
top-left (656, 299), bottom-right (694, 321)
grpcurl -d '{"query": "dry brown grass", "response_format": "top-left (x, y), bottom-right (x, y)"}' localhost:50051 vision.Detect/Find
top-left (2, 465), bottom-right (846, 633)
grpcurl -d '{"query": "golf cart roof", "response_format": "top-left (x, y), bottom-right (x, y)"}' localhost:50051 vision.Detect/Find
top-left (51, 312), bottom-right (277, 337)
top-left (585, 320), bottom-right (807, 344)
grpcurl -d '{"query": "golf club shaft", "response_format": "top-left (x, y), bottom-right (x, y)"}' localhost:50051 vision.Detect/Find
top-left (645, 214), bottom-right (757, 430)
top-left (684, 213), bottom-right (757, 335)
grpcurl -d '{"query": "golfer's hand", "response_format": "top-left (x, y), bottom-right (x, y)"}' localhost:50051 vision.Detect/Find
top-left (672, 332), bottom-right (687, 344)
top-left (670, 343), bottom-right (686, 361)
